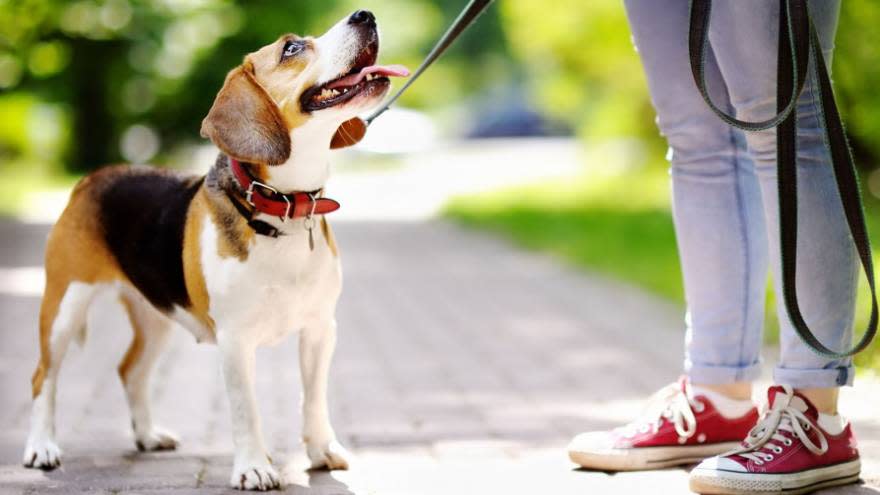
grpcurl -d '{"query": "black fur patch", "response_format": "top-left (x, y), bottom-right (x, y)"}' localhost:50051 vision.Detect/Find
top-left (98, 167), bottom-right (204, 311)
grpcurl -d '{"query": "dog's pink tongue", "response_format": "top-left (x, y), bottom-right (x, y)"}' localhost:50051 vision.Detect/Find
top-left (326, 64), bottom-right (410, 89)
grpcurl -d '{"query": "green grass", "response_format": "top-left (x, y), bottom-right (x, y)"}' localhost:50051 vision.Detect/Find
top-left (445, 155), bottom-right (880, 371)
top-left (449, 163), bottom-right (684, 301)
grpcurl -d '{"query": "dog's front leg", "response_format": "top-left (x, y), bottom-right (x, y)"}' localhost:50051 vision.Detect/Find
top-left (300, 319), bottom-right (350, 470)
top-left (218, 331), bottom-right (281, 490)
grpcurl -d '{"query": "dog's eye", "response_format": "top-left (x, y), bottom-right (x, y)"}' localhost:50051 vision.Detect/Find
top-left (281, 40), bottom-right (305, 61)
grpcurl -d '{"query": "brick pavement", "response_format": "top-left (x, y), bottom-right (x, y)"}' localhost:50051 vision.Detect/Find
top-left (0, 219), bottom-right (878, 494)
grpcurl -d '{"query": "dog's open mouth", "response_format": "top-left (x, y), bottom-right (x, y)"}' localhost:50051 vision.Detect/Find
top-left (301, 46), bottom-right (408, 112)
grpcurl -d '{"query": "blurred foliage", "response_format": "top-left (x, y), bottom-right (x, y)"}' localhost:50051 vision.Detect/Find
top-left (1, 0), bottom-right (878, 180)
top-left (499, 0), bottom-right (661, 146)
top-left (0, 0), bottom-right (511, 173)
top-left (499, 0), bottom-right (880, 166)
top-left (834, 0), bottom-right (880, 168)
top-left (447, 147), bottom-right (683, 300)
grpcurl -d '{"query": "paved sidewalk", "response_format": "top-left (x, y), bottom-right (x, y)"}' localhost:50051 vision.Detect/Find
top-left (1, 219), bottom-right (879, 494)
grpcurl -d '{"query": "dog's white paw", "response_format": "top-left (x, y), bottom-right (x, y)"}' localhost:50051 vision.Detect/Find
top-left (231, 460), bottom-right (282, 491)
top-left (22, 438), bottom-right (62, 470)
top-left (306, 439), bottom-right (351, 470)
top-left (135, 426), bottom-right (179, 452)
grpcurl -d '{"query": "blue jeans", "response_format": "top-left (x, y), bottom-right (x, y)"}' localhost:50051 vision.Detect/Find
top-left (624, 0), bottom-right (857, 388)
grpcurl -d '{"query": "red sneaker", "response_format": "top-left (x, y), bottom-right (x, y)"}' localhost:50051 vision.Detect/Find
top-left (568, 377), bottom-right (758, 471)
top-left (689, 385), bottom-right (860, 494)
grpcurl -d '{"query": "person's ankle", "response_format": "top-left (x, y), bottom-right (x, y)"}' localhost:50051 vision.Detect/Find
top-left (692, 381), bottom-right (752, 401)
top-left (795, 387), bottom-right (839, 415)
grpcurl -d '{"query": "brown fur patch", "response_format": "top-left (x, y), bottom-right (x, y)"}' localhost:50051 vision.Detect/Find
top-left (247, 162), bottom-right (271, 184)
top-left (321, 217), bottom-right (338, 257)
top-left (32, 170), bottom-right (126, 397)
top-left (201, 62), bottom-right (291, 166)
top-left (117, 296), bottom-right (145, 383)
top-left (203, 155), bottom-right (257, 261)
top-left (210, 197), bottom-right (255, 261)
top-left (182, 189), bottom-right (216, 334)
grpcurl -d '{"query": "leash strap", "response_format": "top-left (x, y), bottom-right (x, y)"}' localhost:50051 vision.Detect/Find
top-left (688, 0), bottom-right (877, 358)
top-left (364, 0), bottom-right (495, 125)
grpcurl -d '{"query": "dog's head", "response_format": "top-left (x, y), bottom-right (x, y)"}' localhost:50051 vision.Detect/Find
top-left (200, 10), bottom-right (408, 165)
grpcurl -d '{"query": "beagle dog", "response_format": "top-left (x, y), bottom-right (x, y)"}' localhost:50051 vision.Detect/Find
top-left (22, 10), bottom-right (407, 491)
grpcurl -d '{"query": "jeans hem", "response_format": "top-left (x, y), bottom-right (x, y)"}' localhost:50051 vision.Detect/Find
top-left (773, 365), bottom-right (855, 388)
top-left (685, 360), bottom-right (763, 384)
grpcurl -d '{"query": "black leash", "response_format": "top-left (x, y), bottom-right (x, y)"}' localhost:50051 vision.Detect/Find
top-left (689, 0), bottom-right (877, 358)
top-left (365, 0), bottom-right (495, 125)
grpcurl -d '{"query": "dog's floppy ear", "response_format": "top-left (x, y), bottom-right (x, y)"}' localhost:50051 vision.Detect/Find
top-left (201, 64), bottom-right (291, 165)
top-left (330, 118), bottom-right (367, 149)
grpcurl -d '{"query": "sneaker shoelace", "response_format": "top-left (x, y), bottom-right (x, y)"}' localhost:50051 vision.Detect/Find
top-left (730, 385), bottom-right (828, 465)
top-left (620, 378), bottom-right (704, 440)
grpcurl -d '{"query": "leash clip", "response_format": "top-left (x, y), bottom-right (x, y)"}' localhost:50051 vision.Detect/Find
top-left (245, 180), bottom-right (291, 222)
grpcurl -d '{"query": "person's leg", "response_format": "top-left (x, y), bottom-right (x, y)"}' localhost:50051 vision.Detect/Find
top-left (626, 0), bottom-right (768, 389)
top-left (708, 0), bottom-right (855, 400)
top-left (568, 0), bottom-right (764, 471)
top-left (690, 3), bottom-right (860, 492)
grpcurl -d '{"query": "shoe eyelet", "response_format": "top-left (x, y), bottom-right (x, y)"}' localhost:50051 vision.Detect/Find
top-left (773, 446), bottom-right (783, 454)
top-left (693, 400), bottom-right (706, 413)
top-left (804, 423), bottom-right (811, 431)
top-left (784, 438), bottom-right (793, 446)
top-left (764, 454), bottom-right (774, 461)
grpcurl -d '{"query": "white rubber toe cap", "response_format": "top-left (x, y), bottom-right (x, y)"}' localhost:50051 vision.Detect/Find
top-left (695, 455), bottom-right (748, 473)
top-left (568, 431), bottom-right (617, 454)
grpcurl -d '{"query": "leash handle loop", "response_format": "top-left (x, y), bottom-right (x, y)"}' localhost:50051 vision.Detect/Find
top-left (688, 0), bottom-right (810, 131)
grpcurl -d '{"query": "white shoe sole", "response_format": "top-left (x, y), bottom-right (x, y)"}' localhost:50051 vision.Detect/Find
top-left (568, 442), bottom-right (741, 471)
top-left (689, 458), bottom-right (861, 495)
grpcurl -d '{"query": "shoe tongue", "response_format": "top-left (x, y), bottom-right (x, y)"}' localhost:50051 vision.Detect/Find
top-left (766, 386), bottom-right (817, 419)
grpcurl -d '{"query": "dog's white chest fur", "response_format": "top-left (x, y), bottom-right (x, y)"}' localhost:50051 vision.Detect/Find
top-left (199, 219), bottom-right (341, 346)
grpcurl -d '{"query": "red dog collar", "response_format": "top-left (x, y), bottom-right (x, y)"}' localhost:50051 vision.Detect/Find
top-left (229, 157), bottom-right (340, 220)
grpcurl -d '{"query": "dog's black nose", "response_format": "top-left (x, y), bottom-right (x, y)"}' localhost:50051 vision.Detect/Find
top-left (349, 10), bottom-right (375, 27)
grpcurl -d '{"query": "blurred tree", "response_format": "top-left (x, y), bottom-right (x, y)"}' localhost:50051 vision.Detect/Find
top-left (834, 0), bottom-right (880, 168)
top-left (1, 0), bottom-right (249, 171)
top-left (1, 0), bottom-right (877, 177)
top-left (498, 0), bottom-right (880, 168)
top-left (499, 0), bottom-right (661, 148)
top-left (0, 0), bottom-right (513, 174)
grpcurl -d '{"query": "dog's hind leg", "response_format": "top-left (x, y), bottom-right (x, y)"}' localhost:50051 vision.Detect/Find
top-left (117, 291), bottom-right (178, 452)
top-left (24, 280), bottom-right (98, 470)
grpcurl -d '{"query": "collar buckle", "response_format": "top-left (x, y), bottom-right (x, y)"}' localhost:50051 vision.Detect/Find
top-left (245, 180), bottom-right (291, 222)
